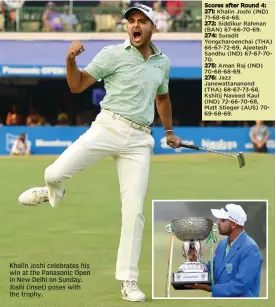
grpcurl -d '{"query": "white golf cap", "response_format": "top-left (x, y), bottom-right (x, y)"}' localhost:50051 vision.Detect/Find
top-left (124, 4), bottom-right (156, 25)
top-left (211, 203), bottom-right (247, 226)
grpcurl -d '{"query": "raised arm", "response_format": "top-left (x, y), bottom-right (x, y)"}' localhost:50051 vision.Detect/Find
top-left (66, 41), bottom-right (97, 93)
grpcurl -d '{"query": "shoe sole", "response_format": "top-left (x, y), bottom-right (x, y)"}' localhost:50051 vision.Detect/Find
top-left (19, 199), bottom-right (49, 207)
top-left (19, 202), bottom-right (38, 207)
top-left (122, 296), bottom-right (145, 302)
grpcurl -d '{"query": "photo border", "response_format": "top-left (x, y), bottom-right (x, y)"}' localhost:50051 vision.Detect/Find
top-left (152, 199), bottom-right (269, 300)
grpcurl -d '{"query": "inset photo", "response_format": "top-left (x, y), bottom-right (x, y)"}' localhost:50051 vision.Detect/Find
top-left (152, 200), bottom-right (267, 299)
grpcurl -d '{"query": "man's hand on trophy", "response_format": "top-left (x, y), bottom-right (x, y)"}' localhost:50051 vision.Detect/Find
top-left (184, 284), bottom-right (211, 292)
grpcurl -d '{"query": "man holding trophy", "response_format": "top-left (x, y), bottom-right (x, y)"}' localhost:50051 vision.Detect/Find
top-left (185, 204), bottom-right (263, 297)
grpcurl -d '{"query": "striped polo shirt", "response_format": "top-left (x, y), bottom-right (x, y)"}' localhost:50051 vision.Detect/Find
top-left (84, 38), bottom-right (170, 126)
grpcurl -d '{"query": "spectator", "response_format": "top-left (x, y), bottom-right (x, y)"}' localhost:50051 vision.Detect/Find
top-left (10, 133), bottom-right (31, 156)
top-left (26, 106), bottom-right (45, 126)
top-left (60, 5), bottom-right (79, 32)
top-left (0, 0), bottom-right (5, 32)
top-left (195, 14), bottom-right (202, 31)
top-left (118, 1), bottom-right (128, 20)
top-left (76, 110), bottom-right (97, 126)
top-left (175, 8), bottom-right (193, 32)
top-left (9, 9), bottom-right (16, 31)
top-left (249, 120), bottom-right (270, 153)
top-left (121, 0), bottom-right (130, 14)
top-left (165, 0), bottom-right (184, 16)
top-left (90, 8), bottom-right (97, 31)
top-left (76, 114), bottom-right (92, 126)
top-left (42, 1), bottom-right (63, 32)
top-left (165, 0), bottom-right (184, 31)
top-left (76, 114), bottom-right (86, 126)
top-left (6, 105), bottom-right (24, 125)
top-left (153, 1), bottom-right (170, 32)
top-left (56, 112), bottom-right (70, 126)
top-left (0, 116), bottom-right (4, 126)
top-left (114, 2), bottom-right (129, 32)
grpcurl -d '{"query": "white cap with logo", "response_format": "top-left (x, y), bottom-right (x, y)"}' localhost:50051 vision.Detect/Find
top-left (124, 4), bottom-right (156, 25)
top-left (211, 203), bottom-right (247, 226)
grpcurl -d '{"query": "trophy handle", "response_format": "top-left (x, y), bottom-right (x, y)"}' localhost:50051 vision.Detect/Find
top-left (206, 228), bottom-right (219, 286)
top-left (165, 223), bottom-right (173, 233)
top-left (165, 232), bottom-right (174, 297)
top-left (212, 223), bottom-right (218, 232)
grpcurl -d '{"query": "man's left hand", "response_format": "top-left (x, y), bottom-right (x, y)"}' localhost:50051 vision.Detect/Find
top-left (166, 134), bottom-right (182, 148)
top-left (184, 284), bottom-right (211, 292)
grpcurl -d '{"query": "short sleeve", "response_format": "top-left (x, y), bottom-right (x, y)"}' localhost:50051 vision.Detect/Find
top-left (84, 47), bottom-right (114, 80)
top-left (157, 59), bottom-right (170, 95)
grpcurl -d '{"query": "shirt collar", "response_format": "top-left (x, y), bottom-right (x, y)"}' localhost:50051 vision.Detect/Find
top-left (124, 38), bottom-right (162, 55)
top-left (229, 230), bottom-right (244, 246)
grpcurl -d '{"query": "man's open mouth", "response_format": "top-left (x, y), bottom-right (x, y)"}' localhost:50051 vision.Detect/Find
top-left (133, 30), bottom-right (142, 41)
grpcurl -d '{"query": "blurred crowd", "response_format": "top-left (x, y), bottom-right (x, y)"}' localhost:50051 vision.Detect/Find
top-left (1, 104), bottom-right (97, 127)
top-left (0, 0), bottom-right (201, 33)
top-left (42, 2), bottom-right (79, 32)
top-left (117, 0), bottom-right (198, 32)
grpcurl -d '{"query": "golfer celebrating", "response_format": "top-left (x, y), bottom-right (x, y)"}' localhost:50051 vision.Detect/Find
top-left (18, 4), bottom-right (181, 302)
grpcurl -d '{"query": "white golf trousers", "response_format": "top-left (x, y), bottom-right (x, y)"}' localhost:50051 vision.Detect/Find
top-left (44, 110), bottom-right (154, 282)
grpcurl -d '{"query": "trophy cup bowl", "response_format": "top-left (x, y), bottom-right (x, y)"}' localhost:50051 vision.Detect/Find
top-left (170, 217), bottom-right (214, 290)
top-left (171, 217), bottom-right (213, 241)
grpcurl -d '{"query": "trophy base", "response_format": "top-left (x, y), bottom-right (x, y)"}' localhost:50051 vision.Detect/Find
top-left (171, 281), bottom-right (212, 290)
top-left (171, 272), bottom-right (211, 290)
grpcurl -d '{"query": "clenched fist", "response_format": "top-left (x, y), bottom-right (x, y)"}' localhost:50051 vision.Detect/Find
top-left (66, 41), bottom-right (85, 60)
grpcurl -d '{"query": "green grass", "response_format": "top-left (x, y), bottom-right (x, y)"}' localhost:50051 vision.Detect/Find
top-left (0, 153), bottom-right (274, 307)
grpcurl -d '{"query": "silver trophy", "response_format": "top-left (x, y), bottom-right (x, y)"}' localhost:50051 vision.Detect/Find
top-left (165, 217), bottom-right (216, 296)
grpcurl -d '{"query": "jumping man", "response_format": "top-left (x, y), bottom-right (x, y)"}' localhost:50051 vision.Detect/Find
top-left (18, 4), bottom-right (181, 302)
